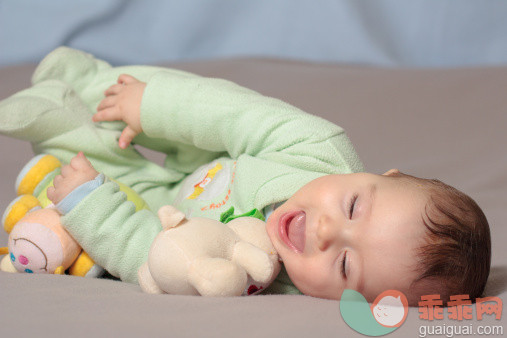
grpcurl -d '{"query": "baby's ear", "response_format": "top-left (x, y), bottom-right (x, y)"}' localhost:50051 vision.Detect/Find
top-left (382, 168), bottom-right (401, 176)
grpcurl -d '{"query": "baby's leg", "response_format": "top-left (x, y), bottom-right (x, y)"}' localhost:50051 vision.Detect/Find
top-left (31, 47), bottom-right (190, 117)
top-left (30, 47), bottom-right (211, 159)
top-left (0, 79), bottom-right (91, 143)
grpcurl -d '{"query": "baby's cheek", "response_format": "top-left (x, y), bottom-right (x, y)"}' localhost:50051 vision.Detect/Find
top-left (285, 262), bottom-right (336, 298)
top-left (265, 214), bottom-right (279, 246)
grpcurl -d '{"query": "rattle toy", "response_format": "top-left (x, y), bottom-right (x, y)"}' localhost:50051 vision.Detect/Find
top-left (1, 154), bottom-right (147, 276)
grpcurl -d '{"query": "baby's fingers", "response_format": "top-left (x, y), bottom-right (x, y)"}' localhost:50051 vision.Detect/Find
top-left (104, 84), bottom-right (124, 96)
top-left (119, 126), bottom-right (138, 149)
top-left (93, 107), bottom-right (121, 122)
top-left (117, 74), bottom-right (139, 85)
top-left (60, 164), bottom-right (73, 177)
top-left (70, 152), bottom-right (92, 170)
top-left (97, 95), bottom-right (117, 111)
top-left (47, 186), bottom-right (56, 203)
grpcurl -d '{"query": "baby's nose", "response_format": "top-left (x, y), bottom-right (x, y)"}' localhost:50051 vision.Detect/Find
top-left (316, 218), bottom-right (340, 251)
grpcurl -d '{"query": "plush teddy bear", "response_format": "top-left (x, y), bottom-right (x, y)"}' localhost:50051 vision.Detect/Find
top-left (138, 205), bottom-right (281, 296)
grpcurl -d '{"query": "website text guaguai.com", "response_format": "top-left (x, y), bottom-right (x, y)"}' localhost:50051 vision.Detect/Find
top-left (418, 324), bottom-right (503, 337)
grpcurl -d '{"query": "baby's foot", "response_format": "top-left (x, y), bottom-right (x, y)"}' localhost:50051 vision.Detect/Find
top-left (47, 152), bottom-right (99, 205)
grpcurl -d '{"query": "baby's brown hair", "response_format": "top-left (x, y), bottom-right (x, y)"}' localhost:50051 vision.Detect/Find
top-left (395, 172), bottom-right (491, 306)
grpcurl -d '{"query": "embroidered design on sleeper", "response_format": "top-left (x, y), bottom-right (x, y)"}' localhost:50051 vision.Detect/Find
top-left (187, 162), bottom-right (223, 200)
top-left (201, 161), bottom-right (237, 211)
top-left (172, 161), bottom-right (238, 215)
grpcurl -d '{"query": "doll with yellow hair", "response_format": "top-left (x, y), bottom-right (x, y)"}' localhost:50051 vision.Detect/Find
top-left (1, 153), bottom-right (147, 277)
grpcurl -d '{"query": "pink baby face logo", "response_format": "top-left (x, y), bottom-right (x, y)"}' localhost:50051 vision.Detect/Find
top-left (371, 290), bottom-right (409, 327)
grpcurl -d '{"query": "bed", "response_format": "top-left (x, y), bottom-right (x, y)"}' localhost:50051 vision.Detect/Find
top-left (1, 58), bottom-right (505, 337)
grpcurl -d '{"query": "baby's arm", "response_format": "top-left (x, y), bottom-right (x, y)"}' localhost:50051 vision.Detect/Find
top-left (47, 152), bottom-right (162, 283)
top-left (94, 72), bottom-right (363, 175)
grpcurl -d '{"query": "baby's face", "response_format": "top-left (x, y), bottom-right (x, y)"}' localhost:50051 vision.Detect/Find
top-left (266, 170), bottom-right (428, 302)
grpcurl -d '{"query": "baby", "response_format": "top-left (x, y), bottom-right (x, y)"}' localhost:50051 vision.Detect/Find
top-left (45, 73), bottom-right (490, 306)
top-left (1, 48), bottom-right (490, 306)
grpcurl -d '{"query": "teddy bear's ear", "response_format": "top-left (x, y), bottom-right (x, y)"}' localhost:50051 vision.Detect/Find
top-left (157, 205), bottom-right (186, 230)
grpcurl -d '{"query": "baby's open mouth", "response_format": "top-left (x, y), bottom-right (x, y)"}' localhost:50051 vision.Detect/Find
top-left (279, 211), bottom-right (306, 253)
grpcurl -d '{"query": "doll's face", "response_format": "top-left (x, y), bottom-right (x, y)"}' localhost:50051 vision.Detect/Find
top-left (8, 221), bottom-right (63, 274)
top-left (265, 171), bottom-right (428, 302)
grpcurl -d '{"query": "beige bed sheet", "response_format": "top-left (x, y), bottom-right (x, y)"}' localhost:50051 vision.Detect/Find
top-left (0, 59), bottom-right (505, 337)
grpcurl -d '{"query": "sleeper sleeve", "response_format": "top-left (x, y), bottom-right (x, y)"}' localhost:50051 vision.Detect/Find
top-left (59, 180), bottom-right (163, 284)
top-left (140, 71), bottom-right (364, 175)
top-left (55, 173), bottom-right (105, 215)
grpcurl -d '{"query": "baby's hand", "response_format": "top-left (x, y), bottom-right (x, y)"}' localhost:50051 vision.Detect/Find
top-left (94, 74), bottom-right (146, 149)
top-left (47, 152), bottom-right (100, 205)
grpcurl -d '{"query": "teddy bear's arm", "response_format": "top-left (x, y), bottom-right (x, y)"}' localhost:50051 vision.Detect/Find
top-left (138, 262), bottom-right (165, 294)
top-left (232, 241), bottom-right (274, 284)
top-left (188, 257), bottom-right (247, 296)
